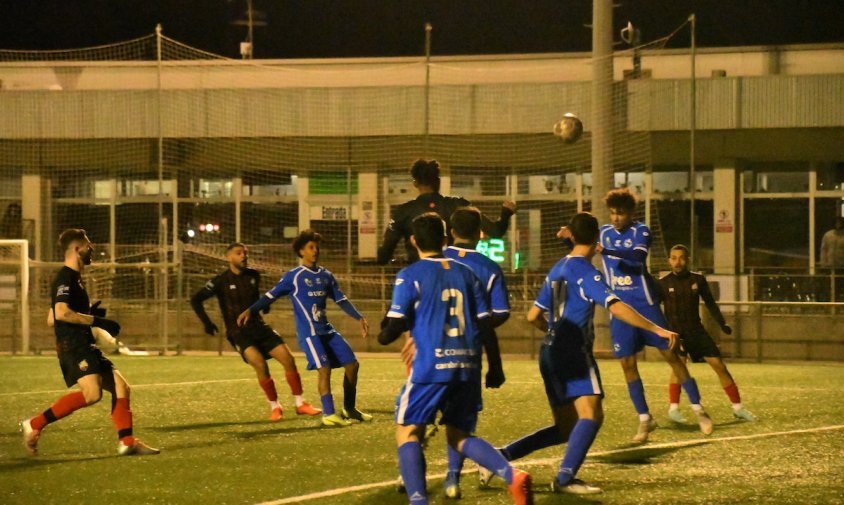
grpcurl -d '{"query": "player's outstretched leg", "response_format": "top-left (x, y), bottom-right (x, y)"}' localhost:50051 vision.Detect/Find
top-left (663, 350), bottom-right (712, 435)
top-left (705, 357), bottom-right (756, 421)
top-left (244, 347), bottom-right (285, 421)
top-left (21, 391), bottom-right (87, 455)
top-left (444, 443), bottom-right (464, 498)
top-left (620, 357), bottom-right (657, 442)
top-left (340, 361), bottom-right (372, 422)
top-left (667, 376), bottom-right (688, 423)
top-left (550, 398), bottom-right (602, 495)
top-left (479, 424), bottom-right (567, 488)
top-left (268, 344), bottom-right (321, 416)
top-left (451, 428), bottom-right (533, 505)
top-left (317, 367), bottom-right (351, 427)
top-left (21, 376), bottom-right (99, 455)
top-left (108, 370), bottom-right (159, 456)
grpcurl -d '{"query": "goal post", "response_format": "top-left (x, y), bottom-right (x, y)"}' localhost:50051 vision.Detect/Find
top-left (0, 239), bottom-right (30, 354)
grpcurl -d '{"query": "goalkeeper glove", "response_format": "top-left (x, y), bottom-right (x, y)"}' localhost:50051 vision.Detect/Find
top-left (90, 300), bottom-right (107, 318)
top-left (204, 322), bottom-right (219, 336)
top-left (92, 317), bottom-right (121, 337)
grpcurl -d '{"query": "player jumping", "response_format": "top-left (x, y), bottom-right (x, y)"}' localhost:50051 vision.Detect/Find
top-left (594, 188), bottom-right (712, 441)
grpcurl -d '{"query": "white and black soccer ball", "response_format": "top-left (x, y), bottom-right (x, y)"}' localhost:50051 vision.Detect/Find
top-left (553, 113), bottom-right (584, 144)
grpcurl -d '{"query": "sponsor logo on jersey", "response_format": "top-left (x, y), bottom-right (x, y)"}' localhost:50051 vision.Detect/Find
top-left (612, 274), bottom-right (634, 286)
top-left (308, 290), bottom-right (326, 297)
top-left (78, 359), bottom-right (89, 371)
top-left (624, 238), bottom-right (633, 248)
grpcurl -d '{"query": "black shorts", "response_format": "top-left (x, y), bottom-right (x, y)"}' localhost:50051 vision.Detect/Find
top-left (58, 346), bottom-right (115, 388)
top-left (677, 329), bottom-right (722, 363)
top-left (228, 324), bottom-right (285, 363)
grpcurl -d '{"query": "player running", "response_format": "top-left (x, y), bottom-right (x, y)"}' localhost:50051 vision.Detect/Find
top-left (658, 244), bottom-right (756, 422)
top-left (237, 230), bottom-right (370, 427)
top-left (20, 228), bottom-right (159, 456)
top-left (481, 213), bottom-right (677, 494)
top-left (595, 188), bottom-right (712, 441)
top-left (379, 213), bottom-right (532, 505)
top-left (190, 242), bottom-right (320, 421)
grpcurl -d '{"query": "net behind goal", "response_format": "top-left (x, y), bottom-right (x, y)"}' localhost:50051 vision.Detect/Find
top-left (0, 240), bottom-right (29, 354)
top-left (0, 23), bottom-right (695, 354)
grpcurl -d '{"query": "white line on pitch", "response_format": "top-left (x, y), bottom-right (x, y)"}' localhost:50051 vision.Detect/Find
top-left (2, 376), bottom-right (840, 398)
top-left (0, 378), bottom-right (254, 397)
top-left (253, 424), bottom-right (844, 505)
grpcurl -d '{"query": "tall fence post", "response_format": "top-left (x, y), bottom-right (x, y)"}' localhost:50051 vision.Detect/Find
top-left (754, 303), bottom-right (763, 363)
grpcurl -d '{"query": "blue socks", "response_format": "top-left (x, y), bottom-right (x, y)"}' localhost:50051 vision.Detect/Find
top-left (681, 378), bottom-right (702, 405)
top-left (460, 436), bottom-right (513, 485)
top-left (398, 441), bottom-right (428, 504)
top-left (446, 442), bottom-right (465, 480)
top-left (502, 425), bottom-right (565, 461)
top-left (557, 419), bottom-right (600, 485)
top-left (320, 393), bottom-right (335, 416)
top-left (627, 378), bottom-right (650, 415)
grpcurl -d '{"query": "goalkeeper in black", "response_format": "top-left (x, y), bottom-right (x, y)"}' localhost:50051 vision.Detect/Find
top-left (377, 159), bottom-right (517, 264)
top-left (658, 244), bottom-right (756, 422)
top-left (20, 228), bottom-right (159, 456)
top-left (190, 242), bottom-right (320, 421)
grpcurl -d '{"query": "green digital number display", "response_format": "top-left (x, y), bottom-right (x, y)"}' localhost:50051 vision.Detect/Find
top-left (477, 238), bottom-right (506, 263)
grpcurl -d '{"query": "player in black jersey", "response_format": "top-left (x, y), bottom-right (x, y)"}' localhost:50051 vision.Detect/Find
top-left (191, 242), bottom-right (320, 421)
top-left (376, 159), bottom-right (517, 265)
top-left (20, 229), bottom-right (159, 456)
top-left (658, 245), bottom-right (756, 422)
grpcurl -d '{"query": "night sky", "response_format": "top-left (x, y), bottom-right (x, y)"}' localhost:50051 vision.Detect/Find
top-left (0, 0), bottom-right (842, 59)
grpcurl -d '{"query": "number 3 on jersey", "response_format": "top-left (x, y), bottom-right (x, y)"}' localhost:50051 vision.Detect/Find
top-left (441, 288), bottom-right (465, 337)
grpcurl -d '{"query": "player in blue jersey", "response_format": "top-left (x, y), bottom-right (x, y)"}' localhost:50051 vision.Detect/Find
top-left (439, 207), bottom-right (511, 498)
top-left (480, 213), bottom-right (677, 494)
top-left (597, 188), bottom-right (711, 441)
top-left (379, 213), bottom-right (532, 505)
top-left (237, 229), bottom-right (371, 427)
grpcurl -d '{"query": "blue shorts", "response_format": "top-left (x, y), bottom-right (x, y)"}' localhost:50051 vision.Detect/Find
top-left (610, 304), bottom-right (670, 357)
top-left (394, 378), bottom-right (481, 434)
top-left (300, 332), bottom-right (357, 370)
top-left (539, 344), bottom-right (604, 406)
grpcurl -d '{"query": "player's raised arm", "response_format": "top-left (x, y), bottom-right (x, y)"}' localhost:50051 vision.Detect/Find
top-left (479, 200), bottom-right (517, 238)
top-left (238, 272), bottom-right (293, 327)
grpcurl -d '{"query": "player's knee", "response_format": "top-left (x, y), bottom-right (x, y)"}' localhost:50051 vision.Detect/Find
top-left (83, 389), bottom-right (103, 405)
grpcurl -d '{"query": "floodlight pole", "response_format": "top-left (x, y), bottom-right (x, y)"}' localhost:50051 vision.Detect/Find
top-left (689, 14), bottom-right (697, 265)
top-left (424, 22), bottom-right (432, 152)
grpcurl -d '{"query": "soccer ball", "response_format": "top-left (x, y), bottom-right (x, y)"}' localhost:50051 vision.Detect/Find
top-left (553, 113), bottom-right (583, 144)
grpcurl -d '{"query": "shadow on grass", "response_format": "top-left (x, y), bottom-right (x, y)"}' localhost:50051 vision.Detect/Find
top-left (0, 453), bottom-right (116, 472)
top-left (234, 425), bottom-right (323, 439)
top-left (146, 419), bottom-right (273, 432)
top-left (591, 442), bottom-right (707, 465)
